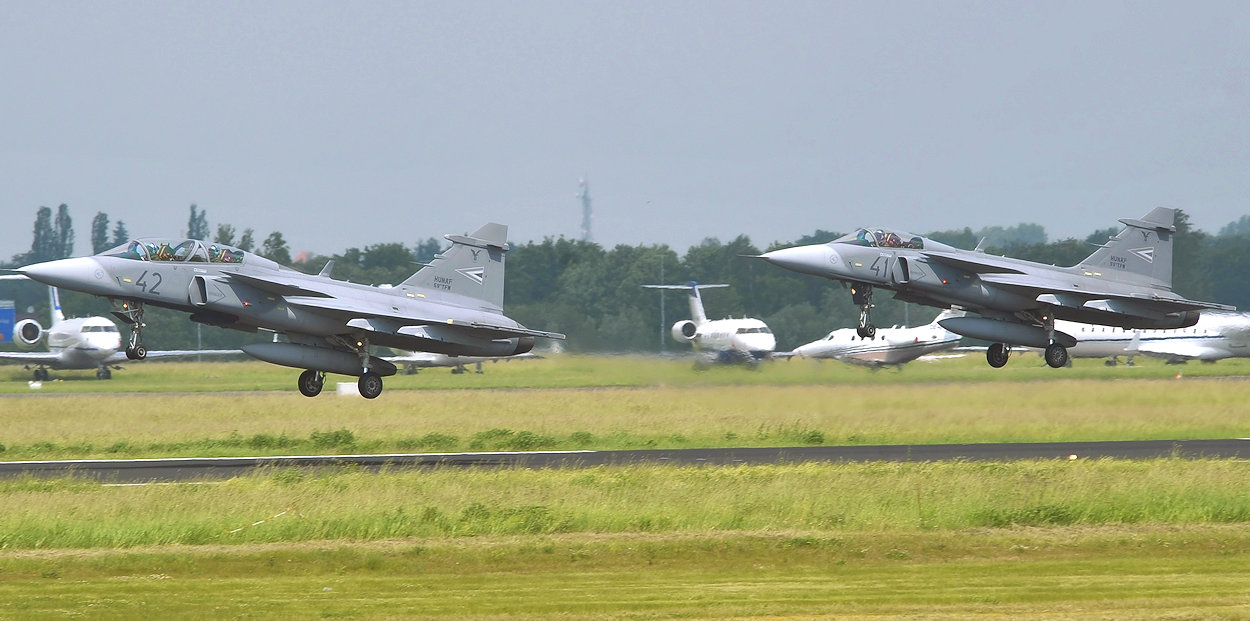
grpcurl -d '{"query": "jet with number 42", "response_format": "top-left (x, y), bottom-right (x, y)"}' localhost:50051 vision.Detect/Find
top-left (18, 223), bottom-right (564, 398)
top-left (756, 207), bottom-right (1233, 369)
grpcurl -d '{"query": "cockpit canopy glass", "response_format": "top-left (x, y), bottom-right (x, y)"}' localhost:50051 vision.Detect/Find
top-left (834, 228), bottom-right (925, 249)
top-left (101, 239), bottom-right (246, 264)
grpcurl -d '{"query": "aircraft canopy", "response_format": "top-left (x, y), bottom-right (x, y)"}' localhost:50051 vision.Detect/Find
top-left (835, 228), bottom-right (926, 250)
top-left (101, 239), bottom-right (247, 264)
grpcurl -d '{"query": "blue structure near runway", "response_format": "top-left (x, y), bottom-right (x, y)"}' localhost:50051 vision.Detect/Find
top-left (0, 300), bottom-right (14, 344)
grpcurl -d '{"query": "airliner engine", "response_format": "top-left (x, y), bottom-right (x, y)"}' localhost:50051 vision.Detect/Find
top-left (13, 318), bottom-right (43, 350)
top-left (671, 320), bottom-right (698, 343)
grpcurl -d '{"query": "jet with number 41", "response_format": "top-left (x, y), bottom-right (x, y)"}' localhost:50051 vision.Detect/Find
top-left (756, 207), bottom-right (1233, 369)
top-left (17, 223), bottom-right (564, 398)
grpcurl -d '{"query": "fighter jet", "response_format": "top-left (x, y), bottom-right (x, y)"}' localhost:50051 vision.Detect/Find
top-left (756, 207), bottom-right (1232, 369)
top-left (642, 282), bottom-right (775, 364)
top-left (17, 223), bottom-right (564, 398)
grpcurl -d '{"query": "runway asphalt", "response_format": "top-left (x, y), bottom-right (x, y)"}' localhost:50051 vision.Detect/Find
top-left (1, 439), bottom-right (1248, 482)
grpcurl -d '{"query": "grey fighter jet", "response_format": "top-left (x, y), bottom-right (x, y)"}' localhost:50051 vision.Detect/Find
top-left (17, 223), bottom-right (564, 398)
top-left (756, 207), bottom-right (1232, 369)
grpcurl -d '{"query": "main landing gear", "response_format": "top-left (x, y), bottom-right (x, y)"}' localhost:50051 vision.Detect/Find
top-left (984, 311), bottom-right (1069, 369)
top-left (986, 341), bottom-right (1066, 368)
top-left (295, 336), bottom-right (385, 399)
top-left (112, 300), bottom-right (148, 360)
top-left (852, 283), bottom-right (876, 339)
top-left (297, 369), bottom-right (384, 399)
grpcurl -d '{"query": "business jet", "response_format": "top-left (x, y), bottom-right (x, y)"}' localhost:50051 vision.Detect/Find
top-left (385, 351), bottom-right (540, 374)
top-left (0, 280), bottom-right (238, 381)
top-left (783, 309), bottom-right (964, 367)
top-left (643, 282), bottom-right (776, 364)
top-left (1060, 312), bottom-right (1250, 365)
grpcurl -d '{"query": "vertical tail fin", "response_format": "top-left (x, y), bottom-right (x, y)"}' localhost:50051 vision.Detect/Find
top-left (49, 286), bottom-right (65, 327)
top-left (642, 282), bottom-right (730, 326)
top-left (686, 283), bottom-right (710, 325)
top-left (1076, 207), bottom-right (1176, 289)
top-left (400, 223), bottom-right (509, 310)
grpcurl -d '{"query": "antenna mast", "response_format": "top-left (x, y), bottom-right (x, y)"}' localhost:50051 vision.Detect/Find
top-left (577, 177), bottom-right (593, 243)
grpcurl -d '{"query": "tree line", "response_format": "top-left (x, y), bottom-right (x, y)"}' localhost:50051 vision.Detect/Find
top-left (3, 204), bottom-right (1248, 353)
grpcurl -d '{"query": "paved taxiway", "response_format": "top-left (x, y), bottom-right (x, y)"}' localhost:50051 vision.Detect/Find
top-left (2, 439), bottom-right (1248, 482)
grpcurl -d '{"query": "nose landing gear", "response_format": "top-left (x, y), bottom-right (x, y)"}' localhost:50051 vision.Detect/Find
top-left (852, 283), bottom-right (876, 339)
top-left (111, 300), bottom-right (147, 360)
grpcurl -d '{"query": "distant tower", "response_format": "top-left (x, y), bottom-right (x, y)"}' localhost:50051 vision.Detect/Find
top-left (577, 177), bottom-right (593, 243)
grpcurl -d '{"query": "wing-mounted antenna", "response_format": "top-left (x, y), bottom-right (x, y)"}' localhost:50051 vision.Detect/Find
top-left (973, 238), bottom-right (988, 252)
top-left (318, 260), bottom-right (334, 278)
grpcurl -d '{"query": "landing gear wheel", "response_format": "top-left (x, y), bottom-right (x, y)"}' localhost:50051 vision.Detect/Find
top-left (126, 345), bottom-right (147, 360)
top-left (986, 343), bottom-right (1010, 368)
top-left (1044, 343), bottom-right (1069, 369)
top-left (358, 372), bottom-right (383, 399)
top-left (33, 368), bottom-right (49, 382)
top-left (97, 367), bottom-right (112, 380)
top-left (298, 370), bottom-right (325, 397)
top-left (856, 325), bottom-right (877, 339)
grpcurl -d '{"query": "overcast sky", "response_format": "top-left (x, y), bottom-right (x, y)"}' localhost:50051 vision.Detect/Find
top-left (3, 1), bottom-right (1247, 258)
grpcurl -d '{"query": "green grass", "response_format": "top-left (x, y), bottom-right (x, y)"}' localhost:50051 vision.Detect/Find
top-left (1, 361), bottom-right (1248, 460)
top-left (2, 355), bottom-right (1250, 618)
top-left (2, 352), bottom-right (1247, 395)
top-left (2, 462), bottom-right (1250, 618)
top-left (3, 460), bottom-right (1250, 548)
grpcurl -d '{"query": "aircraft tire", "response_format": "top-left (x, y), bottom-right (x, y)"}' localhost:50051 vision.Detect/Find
top-left (358, 372), bottom-right (383, 399)
top-left (986, 343), bottom-right (1010, 368)
top-left (97, 367), bottom-right (112, 380)
top-left (33, 368), bottom-right (49, 382)
top-left (857, 325), bottom-right (876, 339)
top-left (1044, 343), bottom-right (1069, 369)
top-left (298, 370), bottom-right (324, 397)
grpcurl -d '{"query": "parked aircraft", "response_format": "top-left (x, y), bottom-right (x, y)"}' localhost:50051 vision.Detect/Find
top-left (18, 223), bottom-right (564, 398)
top-left (0, 282), bottom-right (236, 380)
top-left (385, 351), bottom-right (539, 374)
top-left (642, 282), bottom-right (775, 364)
top-left (783, 309), bottom-right (963, 367)
top-left (1059, 312), bottom-right (1250, 365)
top-left (756, 207), bottom-right (1232, 369)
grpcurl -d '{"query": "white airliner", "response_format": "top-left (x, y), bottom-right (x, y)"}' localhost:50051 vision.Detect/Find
top-left (384, 351), bottom-right (540, 374)
top-left (1, 285), bottom-right (124, 380)
top-left (643, 282), bottom-right (776, 364)
top-left (0, 283), bottom-right (238, 381)
top-left (784, 309), bottom-right (964, 367)
top-left (1060, 312), bottom-right (1250, 365)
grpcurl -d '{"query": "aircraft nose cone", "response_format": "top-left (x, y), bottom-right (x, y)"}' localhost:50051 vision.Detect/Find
top-left (759, 244), bottom-right (838, 277)
top-left (20, 257), bottom-right (105, 290)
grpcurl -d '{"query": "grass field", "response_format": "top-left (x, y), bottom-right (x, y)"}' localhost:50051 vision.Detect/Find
top-left (1, 354), bottom-right (1249, 618)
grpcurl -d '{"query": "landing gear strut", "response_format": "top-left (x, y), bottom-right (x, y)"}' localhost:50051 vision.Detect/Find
top-left (852, 283), bottom-right (876, 339)
top-left (1040, 311), bottom-right (1068, 369)
top-left (987, 343), bottom-right (1010, 368)
top-left (112, 300), bottom-right (147, 360)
